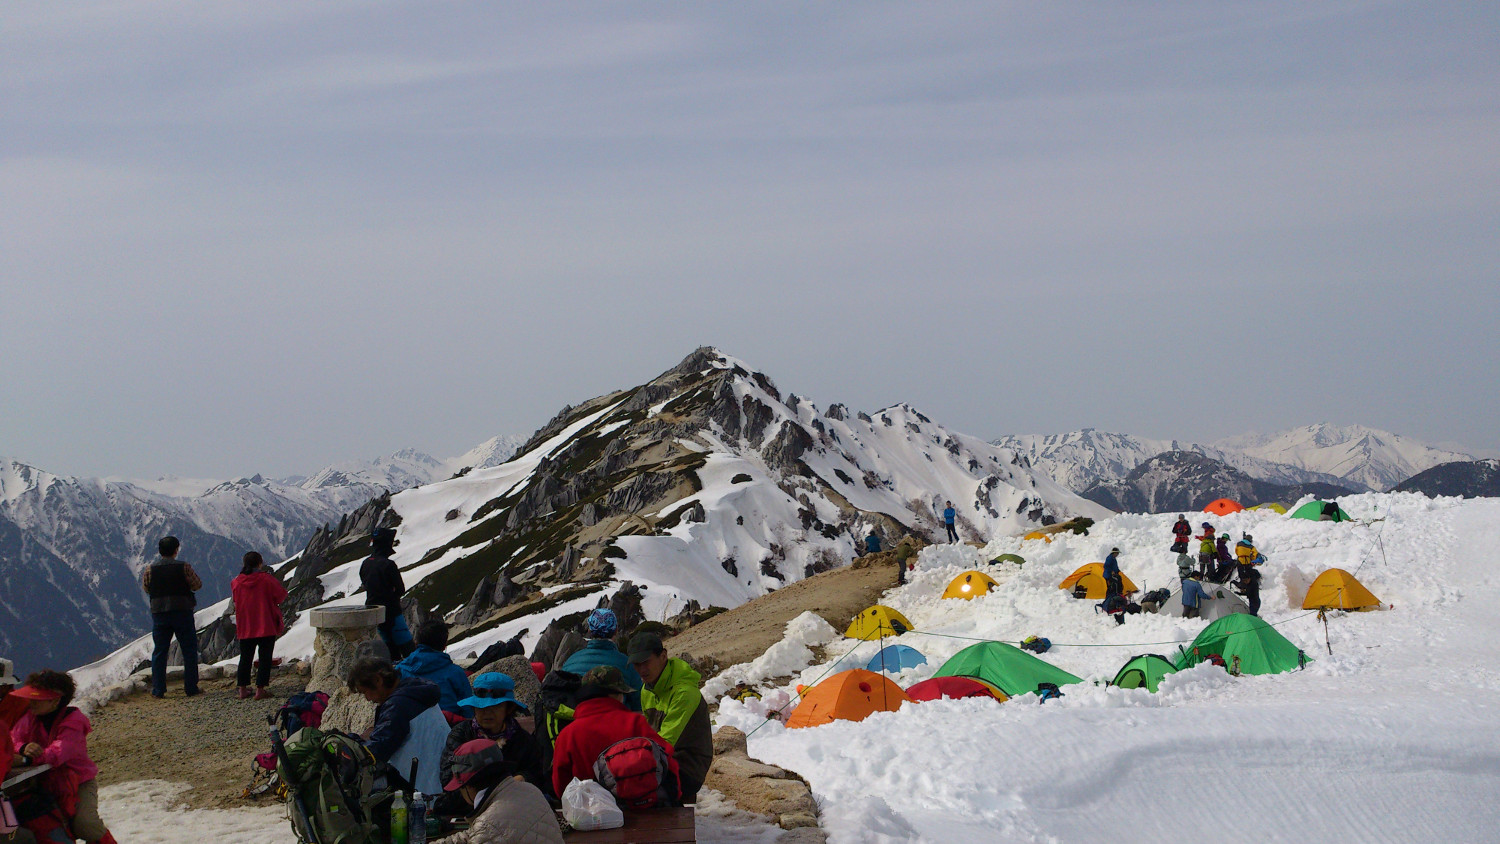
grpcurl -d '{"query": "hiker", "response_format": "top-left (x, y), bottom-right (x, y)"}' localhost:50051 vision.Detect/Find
top-left (0, 659), bottom-right (40, 844)
top-left (468, 630), bottom-right (528, 675)
top-left (1102, 547), bottom-right (1124, 600)
top-left (1235, 534), bottom-right (1259, 568)
top-left (894, 537), bottom-right (915, 586)
top-left (1170, 515), bottom-right (1192, 553)
top-left (8, 670), bottom-right (119, 844)
top-left (1213, 534), bottom-right (1234, 582)
top-left (942, 501), bottom-right (959, 543)
top-left (360, 527), bottom-right (409, 657)
top-left (440, 673), bottom-right (548, 797)
top-left (559, 609), bottom-right (643, 711)
top-left (347, 657), bottom-right (448, 794)
top-left (436, 739), bottom-right (564, 844)
top-left (231, 551), bottom-right (288, 701)
top-left (549, 666), bottom-right (679, 802)
top-left (1236, 564), bottom-right (1263, 617)
top-left (1196, 523), bottom-right (1217, 574)
top-left (864, 532), bottom-right (882, 555)
top-left (1176, 553), bottom-right (1195, 581)
top-left (397, 620), bottom-right (475, 719)
top-left (1180, 571), bottom-right (1213, 619)
top-left (629, 632), bottom-right (712, 804)
top-left (142, 535), bottom-right (203, 698)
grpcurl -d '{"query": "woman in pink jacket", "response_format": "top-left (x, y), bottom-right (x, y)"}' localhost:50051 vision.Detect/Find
top-left (9, 669), bottom-right (117, 844)
top-left (231, 551), bottom-right (288, 700)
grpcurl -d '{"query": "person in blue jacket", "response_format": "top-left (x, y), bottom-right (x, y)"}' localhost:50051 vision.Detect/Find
top-left (348, 658), bottom-right (448, 793)
top-left (942, 501), bottom-right (958, 543)
top-left (396, 620), bottom-right (474, 718)
top-left (1180, 571), bottom-right (1212, 619)
top-left (1102, 547), bottom-right (1124, 600)
top-left (560, 609), bottom-right (643, 711)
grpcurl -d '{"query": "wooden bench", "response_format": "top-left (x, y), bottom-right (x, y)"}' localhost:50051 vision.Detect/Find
top-left (1, 764), bottom-right (51, 793)
top-left (562, 807), bottom-right (696, 843)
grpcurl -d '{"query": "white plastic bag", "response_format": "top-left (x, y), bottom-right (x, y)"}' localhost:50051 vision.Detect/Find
top-left (561, 778), bottom-right (624, 831)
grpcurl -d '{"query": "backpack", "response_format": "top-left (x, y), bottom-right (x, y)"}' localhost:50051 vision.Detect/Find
top-left (278, 691), bottom-right (330, 736)
top-left (1020, 636), bottom-right (1051, 654)
top-left (537, 670), bottom-right (583, 746)
top-left (592, 737), bottom-right (679, 810)
top-left (1035, 683), bottom-right (1064, 703)
top-left (276, 727), bottom-right (397, 844)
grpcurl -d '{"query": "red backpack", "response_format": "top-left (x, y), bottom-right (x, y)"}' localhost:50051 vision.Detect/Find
top-left (592, 738), bottom-right (679, 809)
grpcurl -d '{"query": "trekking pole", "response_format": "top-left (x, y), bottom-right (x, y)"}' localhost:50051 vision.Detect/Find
top-left (1319, 609), bottom-right (1332, 655)
top-left (269, 715), bottom-right (322, 844)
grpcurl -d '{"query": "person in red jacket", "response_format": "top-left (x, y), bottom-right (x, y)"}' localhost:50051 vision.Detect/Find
top-left (550, 666), bottom-right (679, 800)
top-left (231, 552), bottom-right (289, 700)
top-left (9, 670), bottom-right (118, 844)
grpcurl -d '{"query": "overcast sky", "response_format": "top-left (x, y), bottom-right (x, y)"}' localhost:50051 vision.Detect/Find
top-left (4, 2), bottom-right (1497, 479)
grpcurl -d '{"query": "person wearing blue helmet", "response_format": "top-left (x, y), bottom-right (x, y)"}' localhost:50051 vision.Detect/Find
top-left (439, 672), bottom-right (549, 798)
top-left (559, 609), bottom-right (643, 711)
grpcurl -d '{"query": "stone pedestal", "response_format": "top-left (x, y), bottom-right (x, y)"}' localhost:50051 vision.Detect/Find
top-left (307, 606), bottom-right (388, 736)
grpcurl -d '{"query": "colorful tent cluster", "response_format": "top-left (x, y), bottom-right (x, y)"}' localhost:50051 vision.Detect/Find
top-left (786, 669), bottom-right (911, 729)
top-left (933, 642), bottom-right (1082, 697)
top-left (1290, 500), bottom-right (1354, 522)
top-left (1111, 654), bottom-right (1177, 693)
top-left (942, 570), bottom-right (999, 600)
top-left (1174, 614), bottom-right (1309, 675)
top-left (906, 676), bottom-right (1007, 703)
top-left (1302, 568), bottom-right (1381, 611)
top-left (866, 644), bottom-right (928, 673)
top-left (845, 605), bottom-right (913, 640)
top-left (1203, 498), bottom-right (1244, 516)
top-left (1058, 563), bottom-right (1138, 599)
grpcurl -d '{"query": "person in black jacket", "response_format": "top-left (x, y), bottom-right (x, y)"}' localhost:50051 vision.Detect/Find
top-left (348, 658), bottom-right (448, 794)
top-left (360, 528), bottom-right (407, 655)
top-left (142, 535), bottom-right (204, 699)
top-left (1236, 564), bottom-right (1262, 617)
top-left (439, 672), bottom-right (548, 799)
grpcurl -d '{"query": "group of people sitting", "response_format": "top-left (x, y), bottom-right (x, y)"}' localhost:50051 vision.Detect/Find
top-left (343, 607), bottom-right (712, 840)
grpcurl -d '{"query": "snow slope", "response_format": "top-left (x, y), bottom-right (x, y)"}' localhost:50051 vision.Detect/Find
top-left (718, 492), bottom-right (1500, 843)
top-left (1214, 424), bottom-right (1472, 492)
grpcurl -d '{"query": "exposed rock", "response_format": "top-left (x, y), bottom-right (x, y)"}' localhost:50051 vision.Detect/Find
top-left (580, 502), bottom-right (599, 527)
top-left (706, 727), bottom-right (824, 837)
top-left (308, 627), bottom-right (385, 736)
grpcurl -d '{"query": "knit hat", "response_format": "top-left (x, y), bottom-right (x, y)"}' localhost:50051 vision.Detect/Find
top-left (444, 739), bottom-right (508, 792)
top-left (585, 608), bottom-right (618, 639)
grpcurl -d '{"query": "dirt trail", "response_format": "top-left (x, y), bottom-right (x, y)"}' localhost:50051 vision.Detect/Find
top-left (90, 672), bottom-right (305, 810)
top-left (665, 555), bottom-right (904, 672)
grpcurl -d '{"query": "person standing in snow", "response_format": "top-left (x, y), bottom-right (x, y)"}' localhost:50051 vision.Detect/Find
top-left (894, 538), bottom-right (915, 585)
top-left (360, 527), bottom-right (408, 657)
top-left (232, 551), bottom-right (288, 700)
top-left (560, 609), bottom-right (644, 711)
top-left (1177, 553), bottom-right (1195, 581)
top-left (1170, 515), bottom-right (1193, 553)
top-left (1102, 547), bottom-right (1124, 600)
top-left (1234, 534), bottom-right (1259, 568)
top-left (1236, 563), bottom-right (1263, 616)
top-left (1196, 523), bottom-right (1217, 575)
top-left (942, 501), bottom-right (959, 543)
top-left (142, 535), bottom-right (203, 699)
top-left (1214, 534), bottom-right (1234, 583)
top-left (396, 620), bottom-right (474, 719)
top-left (1180, 571), bottom-right (1213, 619)
top-left (630, 632), bottom-right (712, 804)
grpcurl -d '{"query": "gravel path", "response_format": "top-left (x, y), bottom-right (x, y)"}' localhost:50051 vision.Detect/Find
top-left (90, 671), bottom-right (307, 810)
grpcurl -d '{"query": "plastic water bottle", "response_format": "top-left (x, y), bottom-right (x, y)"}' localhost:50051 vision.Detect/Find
top-left (390, 791), bottom-right (409, 844)
top-left (409, 792), bottom-right (427, 844)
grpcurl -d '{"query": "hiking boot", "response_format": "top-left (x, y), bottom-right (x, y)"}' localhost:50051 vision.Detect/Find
top-left (184, 688), bottom-right (203, 698)
top-left (254, 687), bottom-right (272, 700)
top-left (237, 686), bottom-right (253, 700)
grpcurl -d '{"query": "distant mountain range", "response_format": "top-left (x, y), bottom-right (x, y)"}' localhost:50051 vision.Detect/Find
top-left (1078, 451), bottom-right (1356, 515)
top-left (1394, 459), bottom-right (1500, 499)
top-left (0, 436), bottom-right (524, 675)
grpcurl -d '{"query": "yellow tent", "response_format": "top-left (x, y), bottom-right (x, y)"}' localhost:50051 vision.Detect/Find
top-left (1022, 531), bottom-right (1053, 543)
top-left (942, 570), bottom-right (999, 600)
top-left (1058, 563), bottom-right (1139, 599)
top-left (845, 605), bottom-right (914, 640)
top-left (1302, 568), bottom-right (1381, 611)
top-left (1249, 502), bottom-right (1288, 514)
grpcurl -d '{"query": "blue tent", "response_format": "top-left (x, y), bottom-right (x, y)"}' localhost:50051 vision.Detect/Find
top-left (866, 644), bottom-right (928, 674)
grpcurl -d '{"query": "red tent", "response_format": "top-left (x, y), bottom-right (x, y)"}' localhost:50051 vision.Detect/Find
top-left (905, 676), bottom-right (1008, 702)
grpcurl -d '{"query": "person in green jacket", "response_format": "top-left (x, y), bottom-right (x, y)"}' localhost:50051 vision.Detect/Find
top-left (627, 632), bottom-right (712, 804)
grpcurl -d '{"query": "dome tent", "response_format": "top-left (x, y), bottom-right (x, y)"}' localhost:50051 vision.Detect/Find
top-left (1159, 581), bottom-right (1251, 621)
top-left (906, 676), bottom-right (1007, 703)
top-left (845, 605), bottom-right (914, 641)
top-left (866, 644), bottom-right (928, 673)
top-left (942, 570), bottom-right (1000, 600)
top-left (1110, 654), bottom-right (1178, 693)
top-left (1204, 498), bottom-right (1245, 516)
top-left (933, 641), bottom-right (1082, 697)
top-left (1058, 563), bottom-right (1138, 599)
top-left (1289, 500), bottom-right (1354, 522)
top-left (786, 669), bottom-right (911, 729)
top-left (1249, 502), bottom-right (1288, 514)
top-left (991, 553), bottom-right (1026, 566)
top-left (1301, 568), bottom-right (1381, 611)
top-left (1174, 614), bottom-right (1310, 676)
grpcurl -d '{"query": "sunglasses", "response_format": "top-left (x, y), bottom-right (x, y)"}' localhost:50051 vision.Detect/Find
top-left (471, 688), bottom-right (514, 699)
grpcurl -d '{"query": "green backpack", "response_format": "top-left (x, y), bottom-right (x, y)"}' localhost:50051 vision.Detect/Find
top-left (276, 727), bottom-right (397, 844)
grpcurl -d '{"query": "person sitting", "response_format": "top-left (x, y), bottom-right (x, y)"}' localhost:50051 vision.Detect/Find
top-left (435, 739), bottom-right (563, 844)
top-left (8, 670), bottom-right (119, 844)
top-left (440, 673), bottom-right (548, 797)
top-left (559, 610), bottom-right (643, 711)
top-left (629, 633), bottom-right (712, 804)
top-left (347, 657), bottom-right (448, 794)
top-left (550, 666), bottom-right (679, 801)
top-left (397, 620), bottom-right (474, 720)
top-left (1180, 572), bottom-right (1213, 619)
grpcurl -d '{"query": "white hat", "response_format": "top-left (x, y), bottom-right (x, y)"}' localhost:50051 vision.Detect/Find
top-left (0, 658), bottom-right (19, 687)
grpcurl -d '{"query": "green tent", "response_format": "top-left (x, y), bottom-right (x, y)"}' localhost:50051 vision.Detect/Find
top-left (1289, 500), bottom-right (1353, 522)
top-left (1173, 614), bottom-right (1310, 675)
top-left (992, 553), bottom-right (1025, 566)
top-left (934, 642), bottom-right (1082, 697)
top-left (1111, 654), bottom-right (1178, 693)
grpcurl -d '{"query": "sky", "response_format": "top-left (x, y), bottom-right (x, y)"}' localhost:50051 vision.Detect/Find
top-left (3, 1), bottom-right (1497, 479)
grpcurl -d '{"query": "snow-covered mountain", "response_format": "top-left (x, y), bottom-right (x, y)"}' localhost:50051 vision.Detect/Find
top-left (1212, 424), bottom-right (1473, 492)
top-left (78, 348), bottom-right (1108, 692)
top-left (1080, 451), bottom-right (1357, 514)
top-left (0, 436), bottom-right (523, 675)
top-left (1394, 459), bottom-right (1500, 499)
top-left (995, 429), bottom-right (1358, 492)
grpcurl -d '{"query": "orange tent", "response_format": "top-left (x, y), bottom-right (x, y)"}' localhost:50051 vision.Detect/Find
top-left (786, 669), bottom-right (912, 729)
top-left (1203, 498), bottom-right (1245, 516)
top-left (1058, 563), bottom-right (1138, 599)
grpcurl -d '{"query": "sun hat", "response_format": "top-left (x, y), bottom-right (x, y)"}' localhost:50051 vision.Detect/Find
top-left (444, 739), bottom-right (508, 792)
top-left (10, 685), bottom-right (61, 701)
top-left (456, 672), bottom-right (527, 712)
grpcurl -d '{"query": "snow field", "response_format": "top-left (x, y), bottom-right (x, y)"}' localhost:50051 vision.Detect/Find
top-left (716, 493), bottom-right (1500, 843)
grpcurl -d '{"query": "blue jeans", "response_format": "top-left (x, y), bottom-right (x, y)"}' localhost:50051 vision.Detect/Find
top-left (151, 610), bottom-right (200, 696)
